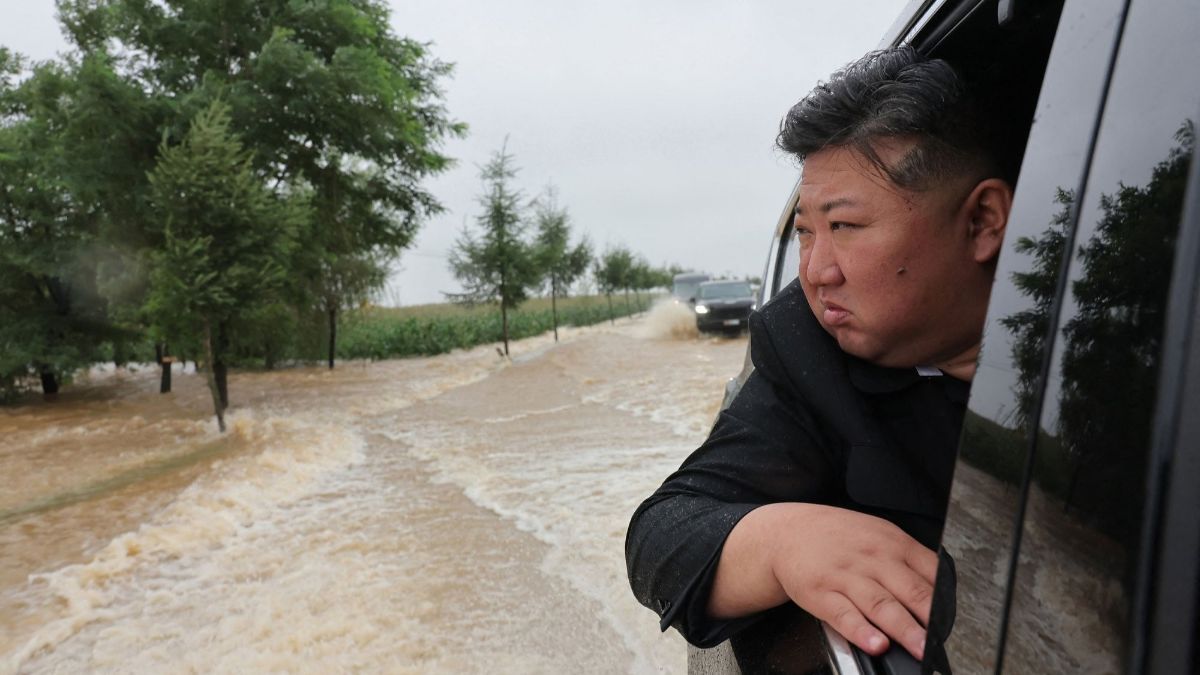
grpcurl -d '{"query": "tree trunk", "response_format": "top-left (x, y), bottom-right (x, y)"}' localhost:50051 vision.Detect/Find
top-left (606, 293), bottom-right (614, 325)
top-left (501, 302), bottom-right (510, 355)
top-left (551, 279), bottom-right (559, 342)
top-left (39, 366), bottom-right (59, 396)
top-left (623, 288), bottom-right (632, 315)
top-left (634, 289), bottom-right (642, 313)
top-left (112, 340), bottom-right (128, 369)
top-left (328, 306), bottom-right (337, 370)
top-left (156, 343), bottom-right (172, 394)
top-left (203, 319), bottom-right (226, 432)
top-left (214, 321), bottom-right (230, 411)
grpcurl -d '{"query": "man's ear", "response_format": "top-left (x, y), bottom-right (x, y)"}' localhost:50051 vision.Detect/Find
top-left (964, 178), bottom-right (1013, 264)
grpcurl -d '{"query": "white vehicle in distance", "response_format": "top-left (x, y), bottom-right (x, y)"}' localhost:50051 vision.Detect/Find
top-left (671, 272), bottom-right (710, 305)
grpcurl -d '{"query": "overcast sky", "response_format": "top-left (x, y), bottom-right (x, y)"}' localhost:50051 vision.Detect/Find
top-left (1, 0), bottom-right (904, 305)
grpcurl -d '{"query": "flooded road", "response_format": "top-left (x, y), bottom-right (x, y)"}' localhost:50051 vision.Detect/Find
top-left (1, 305), bottom-right (747, 674)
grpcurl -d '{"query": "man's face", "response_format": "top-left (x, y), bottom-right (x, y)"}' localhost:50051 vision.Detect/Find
top-left (793, 141), bottom-right (996, 370)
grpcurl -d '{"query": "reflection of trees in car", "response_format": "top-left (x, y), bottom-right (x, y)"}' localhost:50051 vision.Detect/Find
top-left (999, 188), bottom-right (1072, 432)
top-left (1000, 121), bottom-right (1193, 544)
top-left (1056, 121), bottom-right (1193, 543)
top-left (941, 122), bottom-right (1195, 675)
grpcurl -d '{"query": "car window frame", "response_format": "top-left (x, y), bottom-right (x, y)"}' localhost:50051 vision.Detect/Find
top-left (1141, 99), bottom-right (1200, 675)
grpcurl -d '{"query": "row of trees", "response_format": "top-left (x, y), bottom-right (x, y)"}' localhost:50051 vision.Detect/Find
top-left (449, 145), bottom-right (678, 354)
top-left (0, 0), bottom-right (462, 430)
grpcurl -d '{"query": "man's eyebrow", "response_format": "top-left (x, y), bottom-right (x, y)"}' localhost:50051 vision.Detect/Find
top-left (793, 197), bottom-right (859, 216)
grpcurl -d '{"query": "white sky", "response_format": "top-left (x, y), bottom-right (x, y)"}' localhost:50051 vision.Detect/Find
top-left (1, 0), bottom-right (904, 305)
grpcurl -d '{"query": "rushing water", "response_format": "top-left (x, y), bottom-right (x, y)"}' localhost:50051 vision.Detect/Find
top-left (1, 302), bottom-right (746, 674)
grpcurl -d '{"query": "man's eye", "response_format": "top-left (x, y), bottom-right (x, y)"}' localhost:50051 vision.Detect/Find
top-left (830, 222), bottom-right (855, 231)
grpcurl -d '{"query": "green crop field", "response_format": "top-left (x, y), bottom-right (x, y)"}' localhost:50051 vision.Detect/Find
top-left (337, 293), bottom-right (659, 360)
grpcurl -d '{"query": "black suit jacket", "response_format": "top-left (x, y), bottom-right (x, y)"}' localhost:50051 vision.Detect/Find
top-left (625, 280), bottom-right (967, 648)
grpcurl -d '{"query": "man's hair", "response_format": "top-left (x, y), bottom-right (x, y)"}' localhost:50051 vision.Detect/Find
top-left (777, 47), bottom-right (1003, 191)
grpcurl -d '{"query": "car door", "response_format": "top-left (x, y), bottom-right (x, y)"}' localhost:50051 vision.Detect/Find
top-left (930, 0), bottom-right (1200, 672)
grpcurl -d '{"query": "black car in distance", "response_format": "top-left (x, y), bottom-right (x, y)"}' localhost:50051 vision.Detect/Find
top-left (686, 0), bottom-right (1200, 673)
top-left (693, 280), bottom-right (756, 335)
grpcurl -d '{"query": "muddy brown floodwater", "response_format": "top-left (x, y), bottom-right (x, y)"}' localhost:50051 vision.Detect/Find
top-left (1, 303), bottom-right (745, 674)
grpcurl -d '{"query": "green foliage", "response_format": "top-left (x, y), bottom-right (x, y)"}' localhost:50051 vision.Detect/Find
top-left (531, 185), bottom-right (591, 339)
top-left (144, 101), bottom-right (300, 330)
top-left (594, 245), bottom-right (635, 295)
top-left (449, 145), bottom-right (540, 306)
top-left (3, 0), bottom-right (462, 398)
top-left (448, 143), bottom-right (541, 353)
top-left (143, 100), bottom-right (303, 427)
top-left (629, 257), bottom-right (672, 294)
top-left (532, 187), bottom-right (592, 296)
top-left (337, 296), bottom-right (643, 360)
top-left (0, 56), bottom-right (119, 397)
top-left (57, 0), bottom-right (466, 328)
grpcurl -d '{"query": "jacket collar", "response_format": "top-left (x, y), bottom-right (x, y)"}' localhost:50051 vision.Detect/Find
top-left (845, 356), bottom-right (923, 394)
top-left (846, 357), bottom-right (971, 403)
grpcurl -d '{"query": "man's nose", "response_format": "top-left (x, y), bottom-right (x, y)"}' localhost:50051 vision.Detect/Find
top-left (803, 234), bottom-right (844, 287)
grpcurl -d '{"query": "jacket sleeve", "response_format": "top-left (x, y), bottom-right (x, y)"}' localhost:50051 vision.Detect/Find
top-left (624, 310), bottom-right (839, 647)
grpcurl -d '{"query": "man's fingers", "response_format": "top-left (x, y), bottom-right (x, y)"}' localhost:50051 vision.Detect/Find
top-left (883, 567), bottom-right (935, 627)
top-left (819, 592), bottom-right (890, 656)
top-left (905, 543), bottom-right (939, 586)
top-left (847, 580), bottom-right (927, 661)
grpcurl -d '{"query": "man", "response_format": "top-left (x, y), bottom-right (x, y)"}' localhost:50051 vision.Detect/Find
top-left (625, 47), bottom-right (1014, 664)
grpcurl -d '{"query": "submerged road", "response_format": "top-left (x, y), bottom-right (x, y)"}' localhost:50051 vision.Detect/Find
top-left (1, 305), bottom-right (748, 674)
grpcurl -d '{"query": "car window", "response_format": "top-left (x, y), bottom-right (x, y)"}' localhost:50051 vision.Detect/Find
top-left (699, 282), bottom-right (752, 300)
top-left (998, 0), bottom-right (1200, 672)
top-left (929, 0), bottom-right (1127, 671)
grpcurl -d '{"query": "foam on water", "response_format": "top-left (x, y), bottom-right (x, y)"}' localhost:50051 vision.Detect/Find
top-left (4, 409), bottom-right (366, 674)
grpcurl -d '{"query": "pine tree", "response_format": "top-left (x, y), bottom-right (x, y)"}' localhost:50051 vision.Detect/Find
top-left (145, 102), bottom-right (302, 431)
top-left (447, 143), bottom-right (539, 355)
top-left (533, 187), bottom-right (591, 341)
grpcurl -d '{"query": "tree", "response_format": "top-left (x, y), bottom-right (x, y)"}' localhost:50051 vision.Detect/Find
top-left (0, 51), bottom-right (118, 398)
top-left (144, 102), bottom-right (301, 431)
top-left (447, 144), bottom-right (539, 355)
top-left (628, 258), bottom-right (672, 311)
top-left (56, 0), bottom-right (464, 369)
top-left (594, 245), bottom-right (635, 324)
top-left (532, 186), bottom-right (591, 341)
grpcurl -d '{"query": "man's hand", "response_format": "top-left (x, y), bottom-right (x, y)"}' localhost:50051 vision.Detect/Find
top-left (708, 503), bottom-right (938, 660)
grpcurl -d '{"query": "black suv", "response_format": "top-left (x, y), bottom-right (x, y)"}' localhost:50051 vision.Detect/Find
top-left (693, 0), bottom-right (1200, 673)
top-left (694, 280), bottom-right (756, 335)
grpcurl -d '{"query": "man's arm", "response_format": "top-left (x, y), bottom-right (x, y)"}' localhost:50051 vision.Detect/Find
top-left (625, 370), bottom-right (838, 647)
top-left (708, 501), bottom-right (939, 660)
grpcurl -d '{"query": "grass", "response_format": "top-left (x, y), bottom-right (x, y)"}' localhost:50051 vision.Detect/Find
top-left (337, 292), bottom-right (657, 360)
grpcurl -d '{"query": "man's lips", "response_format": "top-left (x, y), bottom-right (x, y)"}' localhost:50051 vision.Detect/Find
top-left (821, 300), bottom-right (851, 326)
